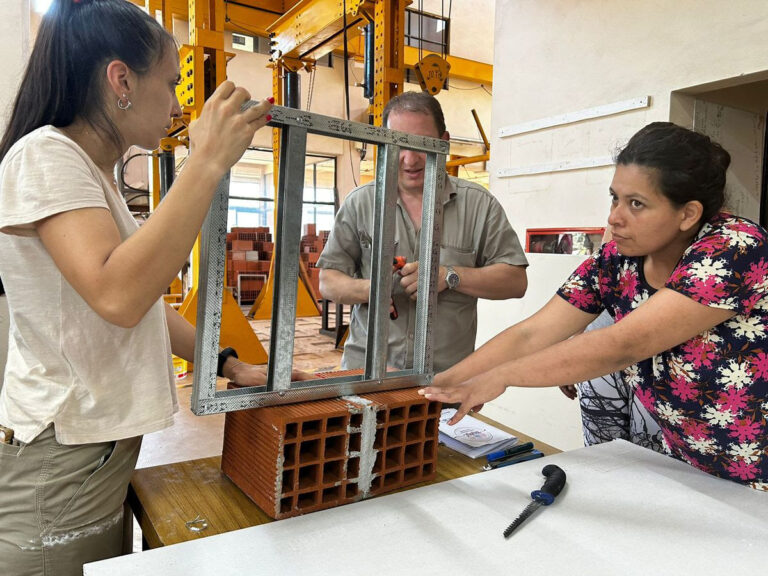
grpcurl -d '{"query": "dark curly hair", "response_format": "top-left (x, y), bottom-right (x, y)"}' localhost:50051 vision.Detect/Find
top-left (616, 122), bottom-right (731, 224)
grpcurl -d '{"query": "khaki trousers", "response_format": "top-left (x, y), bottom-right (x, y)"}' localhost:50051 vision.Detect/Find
top-left (0, 426), bottom-right (141, 576)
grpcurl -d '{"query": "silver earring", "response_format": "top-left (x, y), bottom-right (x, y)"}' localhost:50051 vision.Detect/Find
top-left (117, 94), bottom-right (132, 111)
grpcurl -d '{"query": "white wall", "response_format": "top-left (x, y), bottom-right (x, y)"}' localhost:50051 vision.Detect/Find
top-left (432, 76), bottom-right (492, 149)
top-left (0, 1), bottom-right (30, 134)
top-left (483, 0), bottom-right (768, 450)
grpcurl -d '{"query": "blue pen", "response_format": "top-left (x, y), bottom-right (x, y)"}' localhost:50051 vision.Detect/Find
top-left (487, 441), bottom-right (535, 463)
top-left (483, 449), bottom-right (543, 470)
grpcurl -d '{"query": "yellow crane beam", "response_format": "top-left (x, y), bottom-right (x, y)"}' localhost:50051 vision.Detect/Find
top-left (134, 0), bottom-right (493, 89)
top-left (446, 109), bottom-right (490, 175)
top-left (404, 46), bottom-right (492, 86)
top-left (133, 0), bottom-right (315, 39)
top-left (266, 0), bottom-right (371, 62)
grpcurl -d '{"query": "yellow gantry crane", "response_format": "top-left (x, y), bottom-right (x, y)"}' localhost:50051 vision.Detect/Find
top-left (136, 0), bottom-right (270, 364)
top-left (249, 0), bottom-right (409, 319)
top-left (130, 0), bottom-right (492, 364)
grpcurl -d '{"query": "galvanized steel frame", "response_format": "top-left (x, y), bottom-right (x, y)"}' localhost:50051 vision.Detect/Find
top-left (191, 104), bottom-right (447, 415)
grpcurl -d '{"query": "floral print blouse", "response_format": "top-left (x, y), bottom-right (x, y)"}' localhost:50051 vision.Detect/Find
top-left (558, 213), bottom-right (768, 490)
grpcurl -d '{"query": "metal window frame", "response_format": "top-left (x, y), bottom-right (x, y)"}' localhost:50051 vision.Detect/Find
top-left (404, 8), bottom-right (450, 55)
top-left (227, 148), bottom-right (336, 227)
top-left (190, 104), bottom-right (448, 415)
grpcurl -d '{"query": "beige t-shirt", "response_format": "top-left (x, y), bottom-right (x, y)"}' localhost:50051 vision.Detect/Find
top-left (0, 126), bottom-right (177, 444)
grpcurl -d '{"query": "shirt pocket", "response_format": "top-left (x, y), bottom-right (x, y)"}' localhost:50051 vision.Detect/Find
top-left (439, 245), bottom-right (476, 268)
top-left (359, 231), bottom-right (373, 279)
top-left (359, 231), bottom-right (372, 250)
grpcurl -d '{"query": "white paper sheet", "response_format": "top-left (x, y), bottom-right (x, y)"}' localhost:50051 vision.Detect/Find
top-left (438, 408), bottom-right (518, 458)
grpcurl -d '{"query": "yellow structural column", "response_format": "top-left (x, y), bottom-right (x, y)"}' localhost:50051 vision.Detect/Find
top-left (175, 0), bottom-right (268, 364)
top-left (372, 0), bottom-right (405, 127)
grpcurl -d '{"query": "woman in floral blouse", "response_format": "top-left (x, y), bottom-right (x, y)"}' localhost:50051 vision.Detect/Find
top-left (420, 122), bottom-right (768, 490)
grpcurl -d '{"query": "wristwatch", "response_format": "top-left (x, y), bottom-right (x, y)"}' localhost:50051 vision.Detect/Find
top-left (445, 266), bottom-right (460, 290)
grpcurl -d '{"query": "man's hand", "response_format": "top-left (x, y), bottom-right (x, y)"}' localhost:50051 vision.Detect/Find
top-left (399, 261), bottom-right (447, 300)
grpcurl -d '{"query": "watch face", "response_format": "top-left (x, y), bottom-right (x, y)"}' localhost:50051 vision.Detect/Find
top-left (447, 269), bottom-right (459, 289)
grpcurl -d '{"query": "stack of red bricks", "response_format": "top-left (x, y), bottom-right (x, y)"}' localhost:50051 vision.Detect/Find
top-left (221, 387), bottom-right (441, 519)
top-left (300, 223), bottom-right (330, 298)
top-left (226, 227), bottom-right (273, 303)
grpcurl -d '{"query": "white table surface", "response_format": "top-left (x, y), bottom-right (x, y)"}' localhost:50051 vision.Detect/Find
top-left (85, 440), bottom-right (767, 575)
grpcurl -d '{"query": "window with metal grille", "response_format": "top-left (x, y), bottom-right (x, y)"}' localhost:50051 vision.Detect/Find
top-left (404, 8), bottom-right (450, 90)
top-left (405, 8), bottom-right (450, 55)
top-left (227, 148), bottom-right (337, 232)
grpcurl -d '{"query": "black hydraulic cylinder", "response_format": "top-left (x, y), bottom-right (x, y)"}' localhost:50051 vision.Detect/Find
top-left (363, 22), bottom-right (374, 101)
top-left (158, 148), bottom-right (175, 201)
top-left (284, 71), bottom-right (300, 109)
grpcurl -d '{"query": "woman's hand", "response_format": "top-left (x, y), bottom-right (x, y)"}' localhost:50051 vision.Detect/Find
top-left (227, 360), bottom-right (268, 387)
top-left (419, 370), bottom-right (507, 425)
top-left (290, 369), bottom-right (315, 382)
top-left (222, 356), bottom-right (315, 387)
top-left (189, 81), bottom-right (273, 175)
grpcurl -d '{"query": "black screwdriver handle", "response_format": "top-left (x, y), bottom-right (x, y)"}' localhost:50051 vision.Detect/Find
top-left (531, 464), bottom-right (566, 505)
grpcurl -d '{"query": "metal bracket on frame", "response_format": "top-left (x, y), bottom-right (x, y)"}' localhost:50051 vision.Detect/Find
top-left (191, 104), bottom-right (448, 415)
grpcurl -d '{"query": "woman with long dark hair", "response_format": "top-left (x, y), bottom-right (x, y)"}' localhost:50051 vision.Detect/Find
top-left (0, 1), bottom-right (276, 573)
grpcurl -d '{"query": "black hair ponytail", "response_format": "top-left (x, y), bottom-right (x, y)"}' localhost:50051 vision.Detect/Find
top-left (0, 0), bottom-right (174, 163)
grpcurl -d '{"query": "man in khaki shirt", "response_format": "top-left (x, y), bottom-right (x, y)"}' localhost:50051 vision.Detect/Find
top-left (318, 92), bottom-right (528, 373)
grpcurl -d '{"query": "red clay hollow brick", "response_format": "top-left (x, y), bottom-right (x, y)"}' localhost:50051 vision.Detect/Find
top-left (221, 387), bottom-right (440, 519)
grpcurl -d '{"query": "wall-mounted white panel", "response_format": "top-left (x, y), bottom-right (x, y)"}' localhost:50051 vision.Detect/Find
top-left (498, 97), bottom-right (650, 139)
top-left (497, 155), bottom-right (614, 178)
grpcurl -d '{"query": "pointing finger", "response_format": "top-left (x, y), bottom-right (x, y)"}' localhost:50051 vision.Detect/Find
top-left (448, 404), bottom-right (471, 426)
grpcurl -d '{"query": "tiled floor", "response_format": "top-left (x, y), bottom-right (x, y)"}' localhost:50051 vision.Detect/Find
top-left (137, 315), bottom-right (344, 469)
top-left (132, 314), bottom-right (344, 550)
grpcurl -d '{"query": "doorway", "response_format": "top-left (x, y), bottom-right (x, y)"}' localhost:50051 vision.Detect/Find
top-left (671, 72), bottom-right (768, 225)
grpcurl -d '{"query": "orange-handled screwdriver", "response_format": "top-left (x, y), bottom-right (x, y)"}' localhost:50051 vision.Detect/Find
top-left (390, 257), bottom-right (407, 319)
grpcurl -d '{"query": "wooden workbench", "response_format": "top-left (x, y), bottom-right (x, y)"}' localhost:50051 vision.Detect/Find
top-left (128, 414), bottom-right (558, 549)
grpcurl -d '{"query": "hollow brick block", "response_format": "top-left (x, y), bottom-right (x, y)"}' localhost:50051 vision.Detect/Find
top-left (221, 388), bottom-right (441, 519)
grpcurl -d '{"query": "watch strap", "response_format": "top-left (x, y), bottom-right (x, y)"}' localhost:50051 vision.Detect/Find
top-left (217, 347), bottom-right (239, 378)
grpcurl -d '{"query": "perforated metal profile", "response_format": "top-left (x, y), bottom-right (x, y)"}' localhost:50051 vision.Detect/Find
top-left (192, 105), bottom-right (447, 415)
